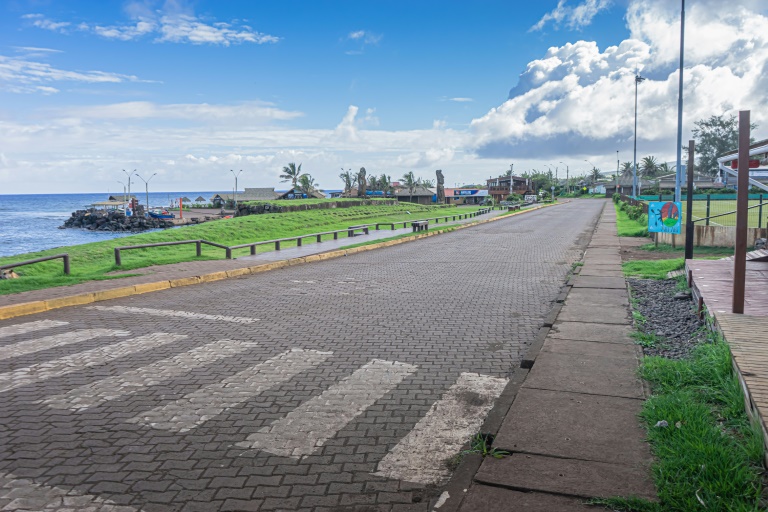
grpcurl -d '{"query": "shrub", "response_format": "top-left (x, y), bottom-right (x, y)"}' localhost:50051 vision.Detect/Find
top-left (612, 193), bottom-right (621, 204)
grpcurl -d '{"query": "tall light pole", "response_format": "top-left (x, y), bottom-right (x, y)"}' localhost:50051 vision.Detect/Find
top-left (616, 150), bottom-right (620, 192)
top-left (674, 0), bottom-right (686, 202)
top-left (117, 180), bottom-right (128, 201)
top-left (121, 169), bottom-right (137, 206)
top-left (633, 73), bottom-right (646, 197)
top-left (559, 162), bottom-right (569, 193)
top-left (135, 173), bottom-right (157, 217)
top-left (230, 169), bottom-right (243, 209)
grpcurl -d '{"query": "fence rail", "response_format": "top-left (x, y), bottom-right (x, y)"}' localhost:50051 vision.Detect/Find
top-left (620, 193), bottom-right (767, 228)
top-left (112, 208), bottom-right (496, 266)
top-left (0, 253), bottom-right (70, 275)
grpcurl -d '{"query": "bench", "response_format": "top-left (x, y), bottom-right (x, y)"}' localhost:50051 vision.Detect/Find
top-left (411, 220), bottom-right (429, 232)
top-left (507, 204), bottom-right (521, 211)
top-left (347, 225), bottom-right (370, 237)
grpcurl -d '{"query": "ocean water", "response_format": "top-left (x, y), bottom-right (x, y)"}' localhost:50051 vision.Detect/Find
top-left (0, 192), bottom-right (222, 258)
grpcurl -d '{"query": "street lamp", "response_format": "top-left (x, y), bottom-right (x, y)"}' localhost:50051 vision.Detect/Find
top-left (230, 169), bottom-right (243, 209)
top-left (121, 169), bottom-right (137, 206)
top-left (616, 150), bottom-right (620, 192)
top-left (674, 0), bottom-right (686, 202)
top-left (117, 180), bottom-right (129, 201)
top-left (135, 173), bottom-right (157, 217)
top-left (559, 162), bottom-right (570, 193)
top-left (633, 73), bottom-right (646, 197)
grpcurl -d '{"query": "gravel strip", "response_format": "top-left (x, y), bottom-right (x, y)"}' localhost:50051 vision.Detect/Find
top-left (628, 277), bottom-right (706, 359)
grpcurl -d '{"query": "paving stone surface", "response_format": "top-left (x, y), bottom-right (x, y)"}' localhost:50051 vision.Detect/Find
top-left (570, 276), bottom-right (627, 289)
top-left (475, 452), bottom-right (655, 500)
top-left (564, 288), bottom-right (628, 306)
top-left (548, 321), bottom-right (633, 343)
top-left (458, 484), bottom-right (594, 511)
top-left (0, 200), bottom-right (604, 511)
top-left (556, 304), bottom-right (629, 324)
top-left (492, 388), bottom-right (649, 465)
top-left (521, 351), bottom-right (645, 399)
top-left (541, 338), bottom-right (641, 359)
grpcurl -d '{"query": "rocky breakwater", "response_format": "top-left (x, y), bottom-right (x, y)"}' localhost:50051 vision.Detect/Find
top-left (60, 210), bottom-right (174, 232)
top-left (235, 203), bottom-right (283, 217)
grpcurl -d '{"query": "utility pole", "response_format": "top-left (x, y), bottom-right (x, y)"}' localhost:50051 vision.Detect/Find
top-left (121, 169), bottom-right (137, 207)
top-left (560, 162), bottom-right (569, 193)
top-left (633, 73), bottom-right (646, 197)
top-left (674, 0), bottom-right (686, 202)
top-left (135, 173), bottom-right (157, 218)
top-left (616, 150), bottom-right (620, 192)
top-left (230, 169), bottom-right (243, 210)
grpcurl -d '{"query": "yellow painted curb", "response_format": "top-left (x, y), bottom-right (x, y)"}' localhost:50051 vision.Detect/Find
top-left (0, 202), bottom-right (567, 321)
top-left (0, 301), bottom-right (49, 320)
top-left (133, 281), bottom-right (172, 294)
top-left (169, 276), bottom-right (201, 288)
top-left (93, 286), bottom-right (138, 302)
top-left (45, 294), bottom-right (95, 310)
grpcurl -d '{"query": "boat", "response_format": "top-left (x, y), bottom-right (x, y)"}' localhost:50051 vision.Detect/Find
top-left (148, 209), bottom-right (175, 219)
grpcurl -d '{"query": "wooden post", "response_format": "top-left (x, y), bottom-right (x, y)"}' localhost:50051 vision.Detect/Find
top-left (196, 241), bottom-right (202, 257)
top-left (733, 110), bottom-right (750, 314)
top-left (179, 198), bottom-right (183, 219)
top-left (759, 194), bottom-right (764, 229)
top-left (114, 248), bottom-right (121, 266)
top-left (684, 140), bottom-right (695, 260)
top-left (705, 194), bottom-right (711, 226)
top-left (63, 254), bottom-right (70, 275)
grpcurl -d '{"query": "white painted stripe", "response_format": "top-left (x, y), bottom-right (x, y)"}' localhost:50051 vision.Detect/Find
top-left (129, 349), bottom-right (331, 433)
top-left (0, 471), bottom-right (143, 511)
top-left (0, 320), bottom-right (69, 339)
top-left (0, 333), bottom-right (185, 394)
top-left (0, 329), bottom-right (130, 362)
top-left (89, 305), bottom-right (258, 324)
top-left (374, 372), bottom-right (508, 485)
top-left (237, 359), bottom-right (418, 457)
top-left (44, 339), bottom-right (259, 411)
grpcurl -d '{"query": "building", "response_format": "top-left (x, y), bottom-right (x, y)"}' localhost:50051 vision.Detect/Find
top-left (443, 188), bottom-right (489, 204)
top-left (604, 176), bottom-right (659, 197)
top-left (717, 138), bottom-right (768, 190)
top-left (211, 187), bottom-right (279, 206)
top-left (277, 188), bottom-right (326, 200)
top-left (656, 172), bottom-right (722, 191)
top-left (485, 175), bottom-right (530, 203)
top-left (396, 185), bottom-right (435, 205)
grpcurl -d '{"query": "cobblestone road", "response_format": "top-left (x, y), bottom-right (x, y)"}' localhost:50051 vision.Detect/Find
top-left (0, 200), bottom-right (603, 511)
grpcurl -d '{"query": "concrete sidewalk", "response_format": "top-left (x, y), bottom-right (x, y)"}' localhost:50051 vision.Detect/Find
top-left (454, 202), bottom-right (656, 510)
top-left (0, 209), bottom-right (509, 311)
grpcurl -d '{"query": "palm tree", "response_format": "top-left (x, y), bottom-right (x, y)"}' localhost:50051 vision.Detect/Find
top-left (640, 156), bottom-right (659, 178)
top-left (367, 174), bottom-right (378, 191)
top-left (588, 167), bottom-right (603, 185)
top-left (656, 162), bottom-right (671, 176)
top-left (401, 171), bottom-right (419, 203)
top-left (298, 174), bottom-right (318, 195)
top-left (620, 162), bottom-right (633, 179)
top-left (280, 162), bottom-right (304, 188)
top-left (339, 170), bottom-right (354, 194)
top-left (421, 178), bottom-right (436, 188)
top-left (378, 174), bottom-right (390, 195)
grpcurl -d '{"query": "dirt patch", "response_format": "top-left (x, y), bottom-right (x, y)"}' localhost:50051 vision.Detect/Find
top-left (620, 236), bottom-right (676, 261)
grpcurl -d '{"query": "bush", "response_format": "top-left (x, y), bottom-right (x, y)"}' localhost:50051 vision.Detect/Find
top-left (505, 193), bottom-right (523, 202)
top-left (612, 193), bottom-right (621, 204)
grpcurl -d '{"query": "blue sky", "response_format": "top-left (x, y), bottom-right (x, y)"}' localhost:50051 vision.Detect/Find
top-left (1, 0), bottom-right (767, 193)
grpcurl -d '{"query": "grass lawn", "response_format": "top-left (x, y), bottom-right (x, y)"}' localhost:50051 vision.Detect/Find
top-left (596, 337), bottom-right (765, 511)
top-left (685, 199), bottom-right (766, 228)
top-left (0, 203), bottom-right (481, 295)
top-left (622, 258), bottom-right (685, 279)
top-left (615, 203), bottom-right (649, 237)
top-left (637, 243), bottom-right (735, 258)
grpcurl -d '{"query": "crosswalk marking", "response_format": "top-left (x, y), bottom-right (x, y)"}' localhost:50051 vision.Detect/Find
top-left (0, 329), bottom-right (130, 362)
top-left (236, 359), bottom-right (418, 458)
top-left (88, 305), bottom-right (259, 324)
top-left (374, 372), bottom-right (508, 485)
top-left (0, 333), bottom-right (185, 394)
top-left (0, 319), bottom-right (69, 340)
top-left (0, 471), bottom-right (142, 511)
top-left (129, 348), bottom-right (332, 433)
top-left (44, 339), bottom-right (259, 411)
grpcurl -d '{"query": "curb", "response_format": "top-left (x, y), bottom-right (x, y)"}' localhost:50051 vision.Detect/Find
top-left (0, 203), bottom-right (564, 321)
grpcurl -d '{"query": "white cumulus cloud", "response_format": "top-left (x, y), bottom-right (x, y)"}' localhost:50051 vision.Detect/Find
top-left (531, 0), bottom-right (611, 32)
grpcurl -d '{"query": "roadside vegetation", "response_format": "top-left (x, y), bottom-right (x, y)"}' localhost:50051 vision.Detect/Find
top-left (599, 258), bottom-right (766, 511)
top-left (0, 202), bottom-right (481, 295)
top-left (613, 196), bottom-right (649, 237)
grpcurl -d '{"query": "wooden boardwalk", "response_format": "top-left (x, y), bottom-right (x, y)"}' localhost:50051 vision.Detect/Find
top-left (686, 257), bottom-right (768, 463)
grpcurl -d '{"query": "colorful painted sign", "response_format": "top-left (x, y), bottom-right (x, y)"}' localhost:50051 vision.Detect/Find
top-left (648, 201), bottom-right (682, 234)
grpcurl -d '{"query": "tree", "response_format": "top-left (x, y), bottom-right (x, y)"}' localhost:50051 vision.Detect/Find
top-left (400, 171), bottom-right (419, 203)
top-left (620, 162), bottom-right (633, 179)
top-left (368, 174), bottom-right (378, 190)
top-left (421, 178), bottom-right (436, 188)
top-left (656, 162), bottom-right (671, 176)
top-left (298, 174), bottom-right (318, 195)
top-left (280, 162), bottom-right (303, 188)
top-left (588, 167), bottom-right (603, 184)
top-left (640, 156), bottom-right (658, 178)
top-left (339, 170), bottom-right (354, 194)
top-left (377, 174), bottom-right (391, 195)
top-left (692, 114), bottom-right (758, 177)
